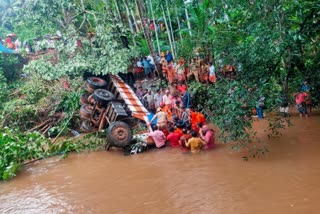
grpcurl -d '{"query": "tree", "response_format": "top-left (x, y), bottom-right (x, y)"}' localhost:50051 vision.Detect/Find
top-left (19, 0), bottom-right (136, 79)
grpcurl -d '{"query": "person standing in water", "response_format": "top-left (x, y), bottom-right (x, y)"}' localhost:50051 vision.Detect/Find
top-left (186, 131), bottom-right (206, 153)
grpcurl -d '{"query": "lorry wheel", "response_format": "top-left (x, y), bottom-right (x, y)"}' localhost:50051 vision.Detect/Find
top-left (80, 93), bottom-right (90, 106)
top-left (81, 119), bottom-right (94, 132)
top-left (84, 82), bottom-right (95, 94)
top-left (80, 104), bottom-right (94, 119)
top-left (107, 121), bottom-right (132, 148)
top-left (93, 89), bottom-right (114, 106)
top-left (86, 77), bottom-right (107, 89)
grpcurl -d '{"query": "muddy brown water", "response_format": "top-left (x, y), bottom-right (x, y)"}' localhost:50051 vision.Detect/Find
top-left (1, 114), bottom-right (320, 214)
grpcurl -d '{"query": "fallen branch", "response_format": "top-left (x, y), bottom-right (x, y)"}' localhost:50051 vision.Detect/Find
top-left (42, 125), bottom-right (52, 135)
top-left (27, 119), bottom-right (51, 132)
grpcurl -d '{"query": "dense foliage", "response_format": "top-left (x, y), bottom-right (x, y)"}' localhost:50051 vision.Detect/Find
top-left (18, 0), bottom-right (138, 79)
top-left (0, 127), bottom-right (105, 180)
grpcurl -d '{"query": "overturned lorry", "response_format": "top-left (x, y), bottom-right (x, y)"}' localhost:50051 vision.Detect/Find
top-left (80, 75), bottom-right (150, 150)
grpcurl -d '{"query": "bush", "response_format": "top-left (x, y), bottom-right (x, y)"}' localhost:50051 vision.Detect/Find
top-left (0, 53), bottom-right (20, 82)
top-left (0, 128), bottom-right (49, 180)
top-left (0, 127), bottom-right (105, 180)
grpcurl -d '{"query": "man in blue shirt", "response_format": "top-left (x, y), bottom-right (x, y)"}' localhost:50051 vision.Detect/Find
top-left (142, 57), bottom-right (151, 78)
top-left (301, 80), bottom-right (310, 92)
top-left (182, 90), bottom-right (191, 108)
top-left (166, 50), bottom-right (173, 64)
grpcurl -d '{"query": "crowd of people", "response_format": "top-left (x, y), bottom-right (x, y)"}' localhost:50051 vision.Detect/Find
top-left (130, 51), bottom-right (314, 155)
top-left (1, 32), bottom-right (63, 54)
top-left (132, 60), bottom-right (215, 153)
top-left (133, 50), bottom-right (219, 85)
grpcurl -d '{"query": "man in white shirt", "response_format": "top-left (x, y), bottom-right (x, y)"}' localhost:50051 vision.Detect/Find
top-left (137, 59), bottom-right (143, 68)
top-left (147, 54), bottom-right (156, 75)
top-left (147, 54), bottom-right (155, 66)
top-left (153, 89), bottom-right (163, 109)
top-left (162, 89), bottom-right (172, 109)
top-left (209, 62), bottom-right (216, 83)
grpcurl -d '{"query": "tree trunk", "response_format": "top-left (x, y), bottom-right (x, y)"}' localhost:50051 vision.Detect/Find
top-left (165, 0), bottom-right (176, 58)
top-left (135, 0), bottom-right (154, 54)
top-left (129, 7), bottom-right (139, 33)
top-left (161, 4), bottom-right (174, 59)
top-left (114, 0), bottom-right (122, 21)
top-left (149, 0), bottom-right (160, 53)
top-left (106, 4), bottom-right (129, 49)
top-left (175, 6), bottom-right (183, 41)
top-left (185, 7), bottom-right (192, 36)
top-left (123, 0), bottom-right (136, 46)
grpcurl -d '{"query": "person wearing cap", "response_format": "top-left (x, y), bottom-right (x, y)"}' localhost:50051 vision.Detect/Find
top-left (199, 125), bottom-right (215, 150)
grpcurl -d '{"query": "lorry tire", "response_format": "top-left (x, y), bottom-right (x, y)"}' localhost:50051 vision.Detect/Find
top-left (80, 93), bottom-right (90, 106)
top-left (86, 77), bottom-right (107, 89)
top-left (93, 89), bottom-right (114, 106)
top-left (80, 104), bottom-right (94, 119)
top-left (107, 121), bottom-right (132, 148)
top-left (81, 119), bottom-right (94, 132)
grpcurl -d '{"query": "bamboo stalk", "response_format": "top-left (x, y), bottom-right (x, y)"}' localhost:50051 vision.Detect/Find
top-left (135, 0), bottom-right (154, 54)
top-left (161, 5), bottom-right (174, 59)
top-left (166, 0), bottom-right (176, 57)
top-left (185, 7), bottom-right (192, 36)
top-left (130, 7), bottom-right (139, 33)
top-left (149, 0), bottom-right (160, 53)
top-left (123, 0), bottom-right (137, 46)
top-left (113, 0), bottom-right (122, 21)
top-left (175, 6), bottom-right (183, 41)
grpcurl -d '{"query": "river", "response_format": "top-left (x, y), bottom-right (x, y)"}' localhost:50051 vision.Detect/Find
top-left (1, 114), bottom-right (320, 214)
